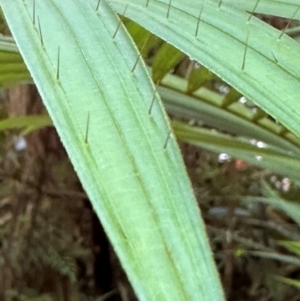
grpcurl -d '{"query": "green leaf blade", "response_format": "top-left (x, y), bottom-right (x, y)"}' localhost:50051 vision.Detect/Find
top-left (108, 0), bottom-right (300, 139)
top-left (0, 0), bottom-right (224, 300)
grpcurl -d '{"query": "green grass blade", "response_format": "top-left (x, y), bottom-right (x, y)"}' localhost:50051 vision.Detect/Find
top-left (187, 66), bottom-right (214, 94)
top-left (0, 0), bottom-right (224, 300)
top-left (277, 241), bottom-right (300, 257)
top-left (0, 36), bottom-right (31, 88)
top-left (173, 120), bottom-right (300, 183)
top-left (0, 115), bottom-right (52, 134)
top-left (274, 276), bottom-right (300, 291)
top-left (245, 195), bottom-right (300, 226)
top-left (243, 187), bottom-right (300, 228)
top-left (160, 86), bottom-right (300, 156)
top-left (152, 42), bottom-right (185, 82)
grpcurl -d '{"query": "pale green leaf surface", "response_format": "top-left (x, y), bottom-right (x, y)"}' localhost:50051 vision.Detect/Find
top-left (0, 0), bottom-right (224, 300)
top-left (108, 0), bottom-right (300, 138)
top-left (127, 0), bottom-right (300, 20)
top-left (223, 0), bottom-right (300, 20)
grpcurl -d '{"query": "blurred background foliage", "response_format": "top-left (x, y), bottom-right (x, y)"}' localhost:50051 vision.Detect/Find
top-left (1, 8), bottom-right (300, 301)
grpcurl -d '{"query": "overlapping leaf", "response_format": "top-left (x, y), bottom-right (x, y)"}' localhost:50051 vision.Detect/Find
top-left (108, 0), bottom-right (300, 138)
top-left (0, 0), bottom-right (224, 300)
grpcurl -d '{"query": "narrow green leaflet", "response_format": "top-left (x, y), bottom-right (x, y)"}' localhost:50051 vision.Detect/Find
top-left (277, 241), bottom-right (300, 257)
top-left (0, 0), bottom-right (224, 300)
top-left (187, 66), bottom-right (214, 94)
top-left (125, 20), bottom-right (159, 55)
top-left (247, 251), bottom-right (300, 265)
top-left (160, 86), bottom-right (300, 156)
top-left (0, 115), bottom-right (52, 134)
top-left (152, 42), bottom-right (185, 82)
top-left (274, 276), bottom-right (300, 291)
top-left (243, 182), bottom-right (300, 227)
top-left (108, 0), bottom-right (300, 138)
top-left (173, 120), bottom-right (300, 183)
top-left (222, 88), bottom-right (242, 107)
top-left (247, 195), bottom-right (300, 226)
top-left (0, 36), bottom-right (30, 88)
